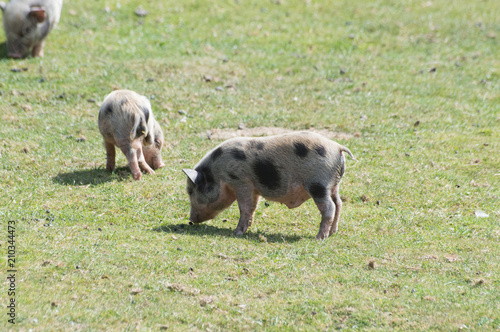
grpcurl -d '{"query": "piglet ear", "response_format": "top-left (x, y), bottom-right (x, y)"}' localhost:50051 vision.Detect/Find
top-left (0, 2), bottom-right (6, 12)
top-left (182, 169), bottom-right (199, 184)
top-left (29, 6), bottom-right (46, 23)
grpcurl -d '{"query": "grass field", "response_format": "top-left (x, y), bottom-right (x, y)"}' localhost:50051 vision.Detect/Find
top-left (1, 0), bottom-right (499, 330)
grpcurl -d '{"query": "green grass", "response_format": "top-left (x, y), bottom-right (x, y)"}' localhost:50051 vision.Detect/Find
top-left (1, 0), bottom-right (499, 330)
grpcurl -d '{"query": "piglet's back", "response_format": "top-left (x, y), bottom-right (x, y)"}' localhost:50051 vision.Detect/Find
top-left (201, 131), bottom-right (349, 196)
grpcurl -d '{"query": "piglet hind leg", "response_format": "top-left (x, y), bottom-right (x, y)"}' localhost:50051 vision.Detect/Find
top-left (104, 141), bottom-right (116, 172)
top-left (328, 185), bottom-right (343, 236)
top-left (308, 183), bottom-right (336, 240)
top-left (234, 188), bottom-right (260, 236)
top-left (313, 197), bottom-right (336, 240)
top-left (118, 142), bottom-right (141, 180)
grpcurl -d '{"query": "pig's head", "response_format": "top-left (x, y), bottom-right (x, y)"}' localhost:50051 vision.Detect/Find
top-left (183, 168), bottom-right (236, 223)
top-left (0, 2), bottom-right (47, 58)
top-left (143, 121), bottom-right (165, 170)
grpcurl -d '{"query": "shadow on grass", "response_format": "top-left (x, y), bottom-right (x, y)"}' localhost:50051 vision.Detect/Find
top-left (153, 223), bottom-right (305, 243)
top-left (0, 42), bottom-right (8, 58)
top-left (52, 167), bottom-right (131, 186)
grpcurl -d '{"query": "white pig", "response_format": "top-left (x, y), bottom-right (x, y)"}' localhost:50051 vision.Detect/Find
top-left (0, 0), bottom-right (62, 58)
top-left (98, 90), bottom-right (165, 181)
top-left (183, 131), bottom-right (355, 240)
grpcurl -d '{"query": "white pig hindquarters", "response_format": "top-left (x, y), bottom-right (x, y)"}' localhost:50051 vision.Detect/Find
top-left (0, 0), bottom-right (63, 58)
top-left (98, 90), bottom-right (164, 181)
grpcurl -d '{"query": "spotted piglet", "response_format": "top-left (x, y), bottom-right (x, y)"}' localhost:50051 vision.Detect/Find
top-left (183, 131), bottom-right (355, 240)
top-left (98, 90), bottom-right (164, 181)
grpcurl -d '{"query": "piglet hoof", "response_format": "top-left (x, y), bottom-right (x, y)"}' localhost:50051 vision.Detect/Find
top-left (140, 164), bottom-right (155, 175)
top-left (234, 229), bottom-right (245, 236)
top-left (132, 172), bottom-right (142, 181)
top-left (315, 232), bottom-right (328, 240)
top-left (328, 226), bottom-right (338, 237)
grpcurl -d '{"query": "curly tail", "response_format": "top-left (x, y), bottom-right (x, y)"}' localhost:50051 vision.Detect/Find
top-left (340, 146), bottom-right (357, 161)
top-left (130, 113), bottom-right (148, 142)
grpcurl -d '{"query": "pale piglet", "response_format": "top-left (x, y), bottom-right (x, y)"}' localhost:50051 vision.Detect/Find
top-left (98, 90), bottom-right (165, 181)
top-left (0, 0), bottom-right (62, 58)
top-left (183, 131), bottom-right (355, 240)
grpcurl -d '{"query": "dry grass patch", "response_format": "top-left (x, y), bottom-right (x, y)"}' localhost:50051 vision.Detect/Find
top-left (204, 126), bottom-right (358, 141)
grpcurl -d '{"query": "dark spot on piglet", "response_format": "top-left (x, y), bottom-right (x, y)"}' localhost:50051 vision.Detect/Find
top-left (253, 159), bottom-right (281, 190)
top-left (229, 173), bottom-right (239, 180)
top-left (250, 141), bottom-right (264, 150)
top-left (231, 148), bottom-right (246, 160)
top-left (294, 142), bottom-right (309, 158)
top-left (104, 105), bottom-right (113, 114)
top-left (210, 147), bottom-right (223, 161)
top-left (309, 182), bottom-right (327, 199)
top-left (315, 145), bottom-right (326, 157)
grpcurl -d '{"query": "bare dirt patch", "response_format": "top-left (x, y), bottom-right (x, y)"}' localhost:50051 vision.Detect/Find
top-left (204, 127), bottom-right (358, 141)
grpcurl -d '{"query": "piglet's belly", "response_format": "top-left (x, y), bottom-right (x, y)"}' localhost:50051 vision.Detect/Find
top-left (261, 185), bottom-right (311, 209)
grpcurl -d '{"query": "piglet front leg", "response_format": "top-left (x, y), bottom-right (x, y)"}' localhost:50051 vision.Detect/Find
top-left (234, 187), bottom-right (260, 236)
top-left (31, 41), bottom-right (45, 57)
top-left (136, 145), bottom-right (155, 175)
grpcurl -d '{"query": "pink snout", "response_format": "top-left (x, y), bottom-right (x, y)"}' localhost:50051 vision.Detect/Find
top-left (151, 159), bottom-right (164, 170)
top-left (189, 209), bottom-right (205, 224)
top-left (8, 52), bottom-right (23, 59)
top-left (189, 215), bottom-right (201, 224)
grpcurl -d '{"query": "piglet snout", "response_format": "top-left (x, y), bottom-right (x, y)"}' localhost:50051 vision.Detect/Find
top-left (8, 52), bottom-right (22, 59)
